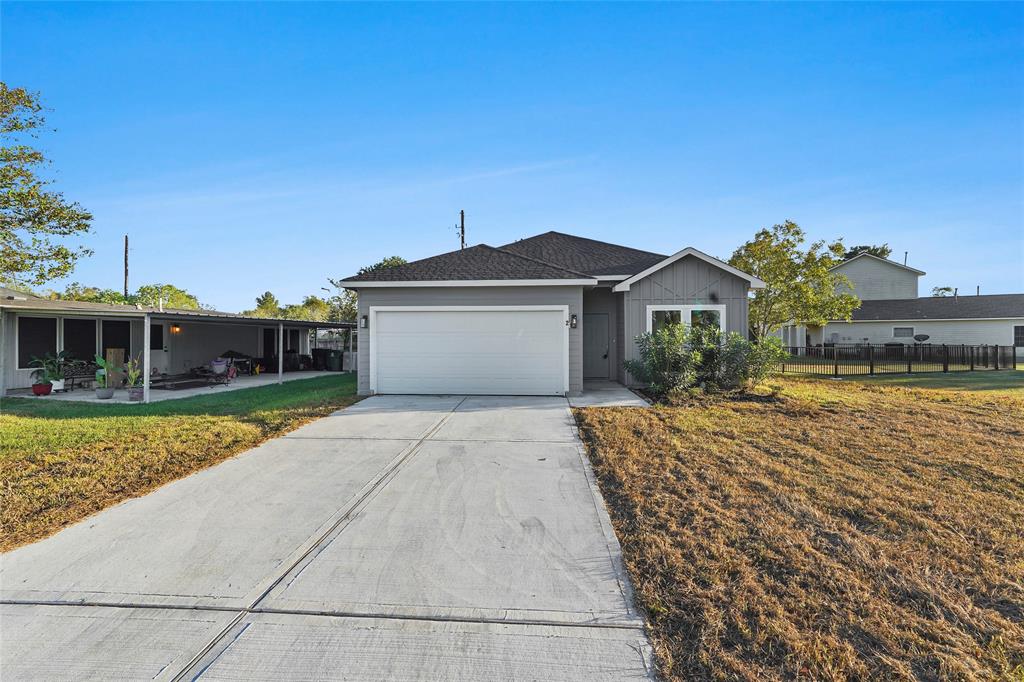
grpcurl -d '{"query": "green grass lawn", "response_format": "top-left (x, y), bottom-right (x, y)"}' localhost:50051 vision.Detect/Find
top-left (841, 367), bottom-right (1024, 394)
top-left (0, 374), bottom-right (359, 550)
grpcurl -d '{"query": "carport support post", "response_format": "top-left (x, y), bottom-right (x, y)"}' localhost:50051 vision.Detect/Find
top-left (143, 314), bottom-right (151, 403)
top-left (278, 322), bottom-right (284, 384)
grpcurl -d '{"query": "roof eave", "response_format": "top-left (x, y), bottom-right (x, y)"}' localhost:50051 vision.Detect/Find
top-left (340, 278), bottom-right (598, 288)
top-left (831, 253), bottom-right (927, 276)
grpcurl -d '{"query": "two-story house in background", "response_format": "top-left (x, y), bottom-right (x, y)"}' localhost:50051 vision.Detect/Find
top-left (779, 253), bottom-right (1024, 357)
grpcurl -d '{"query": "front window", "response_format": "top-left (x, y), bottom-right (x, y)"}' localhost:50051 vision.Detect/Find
top-left (17, 316), bottom-right (57, 369)
top-left (650, 309), bottom-right (682, 333)
top-left (1014, 325), bottom-right (1024, 346)
top-left (63, 318), bottom-right (97, 361)
top-left (646, 305), bottom-right (727, 335)
top-left (893, 327), bottom-right (915, 339)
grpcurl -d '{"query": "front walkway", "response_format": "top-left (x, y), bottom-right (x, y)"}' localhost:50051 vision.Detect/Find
top-left (570, 379), bottom-right (650, 407)
top-left (6, 370), bottom-right (343, 404)
top-left (1, 395), bottom-right (652, 679)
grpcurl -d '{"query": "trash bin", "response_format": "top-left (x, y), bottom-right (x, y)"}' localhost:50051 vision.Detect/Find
top-left (326, 350), bottom-right (342, 372)
top-left (312, 348), bottom-right (331, 370)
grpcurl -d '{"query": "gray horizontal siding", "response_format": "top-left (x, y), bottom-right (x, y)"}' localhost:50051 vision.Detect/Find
top-left (356, 286), bottom-right (584, 395)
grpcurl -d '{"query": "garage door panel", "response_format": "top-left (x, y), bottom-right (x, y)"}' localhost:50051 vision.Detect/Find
top-left (373, 309), bottom-right (566, 395)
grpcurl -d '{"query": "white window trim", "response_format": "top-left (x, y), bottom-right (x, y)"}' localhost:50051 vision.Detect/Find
top-left (646, 304), bottom-right (727, 335)
top-left (368, 305), bottom-right (570, 395)
top-left (892, 326), bottom-right (915, 338)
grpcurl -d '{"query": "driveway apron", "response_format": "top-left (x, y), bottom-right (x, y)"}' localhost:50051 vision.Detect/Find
top-left (1, 395), bottom-right (652, 680)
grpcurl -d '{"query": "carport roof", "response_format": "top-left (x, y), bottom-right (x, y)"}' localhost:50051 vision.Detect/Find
top-left (0, 287), bottom-right (353, 328)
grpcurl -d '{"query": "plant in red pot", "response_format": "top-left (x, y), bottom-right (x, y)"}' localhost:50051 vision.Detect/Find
top-left (28, 352), bottom-right (65, 396)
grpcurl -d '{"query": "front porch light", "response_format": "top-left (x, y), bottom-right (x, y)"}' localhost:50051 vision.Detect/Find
top-left (170, 324), bottom-right (182, 334)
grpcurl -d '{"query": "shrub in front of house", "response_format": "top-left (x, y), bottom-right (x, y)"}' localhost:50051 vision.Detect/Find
top-left (625, 324), bottom-right (786, 400)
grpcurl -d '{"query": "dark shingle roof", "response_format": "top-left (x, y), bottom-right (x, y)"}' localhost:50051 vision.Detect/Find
top-left (499, 231), bottom-right (666, 276)
top-left (851, 294), bottom-right (1024, 321)
top-left (342, 244), bottom-right (591, 282)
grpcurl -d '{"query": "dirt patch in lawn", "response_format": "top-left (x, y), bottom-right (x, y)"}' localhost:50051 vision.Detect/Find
top-left (0, 375), bottom-right (360, 551)
top-left (575, 377), bottom-right (1024, 681)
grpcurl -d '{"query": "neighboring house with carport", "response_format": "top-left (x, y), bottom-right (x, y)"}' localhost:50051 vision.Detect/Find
top-left (0, 287), bottom-right (353, 401)
top-left (777, 253), bottom-right (1024, 357)
top-left (340, 231), bottom-right (765, 396)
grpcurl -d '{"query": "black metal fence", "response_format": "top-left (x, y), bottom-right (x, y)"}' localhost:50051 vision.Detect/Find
top-left (780, 344), bottom-right (1018, 377)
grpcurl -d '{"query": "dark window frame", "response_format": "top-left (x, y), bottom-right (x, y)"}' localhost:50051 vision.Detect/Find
top-left (17, 316), bottom-right (58, 369)
top-left (62, 318), bottom-right (98, 362)
top-left (101, 319), bottom-right (132, 361)
top-left (149, 323), bottom-right (164, 351)
top-left (1014, 325), bottom-right (1024, 347)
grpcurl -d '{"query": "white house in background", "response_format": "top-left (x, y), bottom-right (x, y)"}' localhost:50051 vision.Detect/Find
top-left (779, 253), bottom-right (1024, 356)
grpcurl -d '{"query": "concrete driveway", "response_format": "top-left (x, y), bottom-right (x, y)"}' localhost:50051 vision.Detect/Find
top-left (1, 395), bottom-right (653, 680)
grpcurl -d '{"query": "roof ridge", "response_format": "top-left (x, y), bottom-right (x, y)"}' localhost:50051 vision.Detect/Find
top-left (535, 230), bottom-right (666, 257)
top-left (861, 293), bottom-right (1024, 303)
top-left (489, 245), bottom-right (594, 279)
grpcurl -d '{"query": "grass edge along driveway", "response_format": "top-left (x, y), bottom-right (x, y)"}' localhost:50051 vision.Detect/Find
top-left (575, 374), bottom-right (1024, 681)
top-left (0, 374), bottom-right (360, 551)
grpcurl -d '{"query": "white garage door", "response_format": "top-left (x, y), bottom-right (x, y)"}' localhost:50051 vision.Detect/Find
top-left (371, 307), bottom-right (568, 395)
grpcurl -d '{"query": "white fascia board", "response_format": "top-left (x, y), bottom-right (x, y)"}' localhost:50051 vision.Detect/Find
top-left (613, 247), bottom-right (766, 292)
top-left (594, 275), bottom-right (628, 281)
top-left (830, 252), bottom-right (927, 276)
top-left (342, 278), bottom-right (597, 288)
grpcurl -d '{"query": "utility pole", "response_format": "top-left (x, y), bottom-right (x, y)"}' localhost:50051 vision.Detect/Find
top-left (123, 235), bottom-right (129, 297)
top-left (456, 210), bottom-right (465, 249)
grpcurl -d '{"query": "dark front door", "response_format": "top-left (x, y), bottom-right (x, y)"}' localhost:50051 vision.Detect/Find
top-left (583, 313), bottom-right (610, 379)
top-left (263, 328), bottom-right (276, 358)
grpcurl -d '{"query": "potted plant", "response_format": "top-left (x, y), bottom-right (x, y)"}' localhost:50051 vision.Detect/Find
top-left (28, 352), bottom-right (67, 396)
top-left (94, 354), bottom-right (115, 399)
top-left (125, 354), bottom-right (144, 402)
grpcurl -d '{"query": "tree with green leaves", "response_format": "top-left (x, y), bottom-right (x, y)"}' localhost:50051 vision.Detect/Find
top-left (51, 281), bottom-right (205, 309)
top-left (729, 221), bottom-right (860, 340)
top-left (356, 255), bottom-right (407, 276)
top-left (251, 291), bottom-right (281, 317)
top-left (280, 295), bottom-right (331, 321)
top-left (843, 244), bottom-right (892, 261)
top-left (47, 282), bottom-right (126, 305)
top-left (1, 83), bottom-right (93, 287)
top-left (931, 286), bottom-right (955, 297)
top-left (133, 283), bottom-right (203, 310)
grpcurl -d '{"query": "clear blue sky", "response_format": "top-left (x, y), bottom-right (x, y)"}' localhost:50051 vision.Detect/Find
top-left (3, 2), bottom-right (1022, 311)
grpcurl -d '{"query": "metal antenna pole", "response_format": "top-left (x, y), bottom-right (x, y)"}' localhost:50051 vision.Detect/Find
top-left (124, 235), bottom-right (129, 297)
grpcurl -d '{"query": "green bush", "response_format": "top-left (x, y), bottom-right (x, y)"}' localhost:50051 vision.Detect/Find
top-left (623, 323), bottom-right (697, 397)
top-left (625, 324), bottom-right (786, 399)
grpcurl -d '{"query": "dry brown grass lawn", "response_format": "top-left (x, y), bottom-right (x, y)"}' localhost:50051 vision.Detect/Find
top-left (575, 375), bottom-right (1024, 681)
top-left (0, 375), bottom-right (359, 551)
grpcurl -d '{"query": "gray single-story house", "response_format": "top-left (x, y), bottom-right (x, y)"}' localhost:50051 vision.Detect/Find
top-left (340, 231), bottom-right (765, 396)
top-left (0, 287), bottom-right (354, 401)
